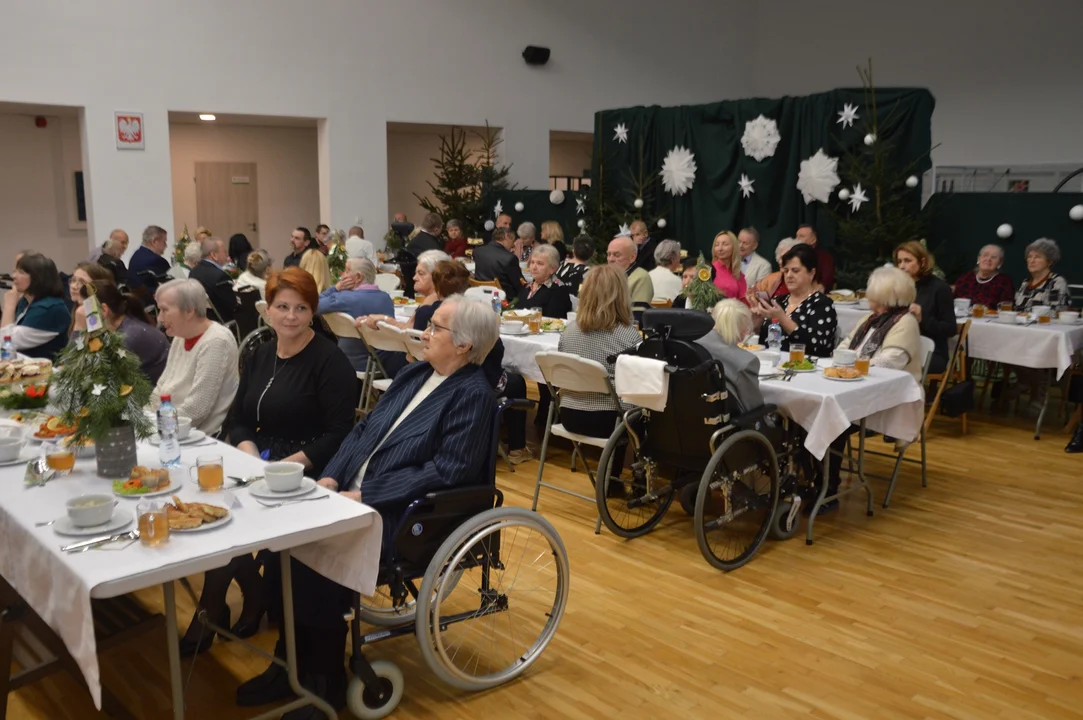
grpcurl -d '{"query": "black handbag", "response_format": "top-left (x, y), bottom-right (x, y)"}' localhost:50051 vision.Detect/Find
top-left (939, 379), bottom-right (976, 417)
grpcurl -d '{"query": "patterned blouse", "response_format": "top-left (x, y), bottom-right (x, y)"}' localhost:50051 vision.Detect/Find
top-left (757, 291), bottom-right (838, 358)
top-left (1015, 273), bottom-right (1070, 312)
top-left (953, 270), bottom-right (1014, 309)
top-left (556, 323), bottom-right (642, 412)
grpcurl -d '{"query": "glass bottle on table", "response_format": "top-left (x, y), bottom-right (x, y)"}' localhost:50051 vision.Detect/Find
top-left (157, 394), bottom-right (181, 468)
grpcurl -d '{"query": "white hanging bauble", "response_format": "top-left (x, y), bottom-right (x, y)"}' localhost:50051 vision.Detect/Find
top-left (864, 133), bottom-right (877, 146)
top-left (514, 202), bottom-right (524, 212)
top-left (484, 220), bottom-right (495, 231)
top-left (905, 175), bottom-right (919, 188)
top-left (996, 223), bottom-right (1013, 239)
top-left (549, 190), bottom-right (565, 205)
top-left (838, 188), bottom-right (851, 201)
top-left (633, 198), bottom-right (644, 209)
top-left (1069, 204), bottom-right (1083, 221)
top-left (577, 219), bottom-right (586, 229)
top-left (656, 218), bottom-right (667, 228)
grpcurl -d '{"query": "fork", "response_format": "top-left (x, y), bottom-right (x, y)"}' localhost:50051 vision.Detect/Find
top-left (254, 494), bottom-right (330, 509)
top-left (35, 517), bottom-right (63, 527)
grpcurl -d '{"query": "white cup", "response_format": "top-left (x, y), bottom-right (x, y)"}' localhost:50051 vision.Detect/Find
top-left (176, 416), bottom-right (192, 440)
top-left (264, 461), bottom-right (304, 492)
top-left (1058, 311), bottom-right (1080, 324)
top-left (757, 350), bottom-right (781, 367)
top-left (953, 298), bottom-right (971, 314)
top-left (388, 289), bottom-right (405, 299)
top-left (0, 436), bottom-right (24, 462)
top-left (997, 311), bottom-right (1018, 324)
top-left (1031, 305), bottom-right (1051, 318)
top-left (67, 494), bottom-right (117, 527)
top-left (502, 320), bottom-right (524, 333)
top-left (832, 349), bottom-right (857, 366)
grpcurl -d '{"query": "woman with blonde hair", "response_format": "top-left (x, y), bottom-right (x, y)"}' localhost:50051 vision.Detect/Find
top-left (556, 264), bottom-right (641, 448)
top-left (837, 266), bottom-right (923, 382)
top-left (711, 230), bottom-right (747, 300)
top-left (894, 240), bottom-right (955, 374)
top-left (540, 220), bottom-right (568, 261)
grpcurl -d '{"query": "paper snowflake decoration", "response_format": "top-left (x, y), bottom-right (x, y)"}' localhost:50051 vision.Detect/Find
top-left (660, 146), bottom-right (697, 196)
top-left (741, 115), bottom-right (781, 162)
top-left (575, 197), bottom-right (585, 215)
top-left (837, 103), bottom-right (859, 128)
top-left (493, 200), bottom-right (503, 217)
top-left (738, 174), bottom-right (755, 199)
top-left (91, 383), bottom-right (106, 397)
top-left (613, 123), bottom-right (629, 144)
top-left (848, 183), bottom-right (869, 212)
top-left (616, 223), bottom-right (631, 237)
top-left (796, 148), bottom-right (841, 204)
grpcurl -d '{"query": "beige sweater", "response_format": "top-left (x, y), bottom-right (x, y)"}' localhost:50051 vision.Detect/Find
top-left (151, 322), bottom-right (240, 434)
top-left (839, 312), bottom-right (924, 382)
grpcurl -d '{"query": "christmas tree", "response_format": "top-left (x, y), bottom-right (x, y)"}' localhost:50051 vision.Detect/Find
top-left (173, 225), bottom-right (193, 266)
top-left (326, 229), bottom-right (347, 281)
top-left (415, 122), bottom-right (515, 236)
top-left (833, 60), bottom-right (932, 289)
top-left (680, 257), bottom-right (723, 311)
top-left (49, 289), bottom-right (155, 445)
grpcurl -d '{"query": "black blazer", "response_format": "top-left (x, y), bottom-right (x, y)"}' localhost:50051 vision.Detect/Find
top-left (635, 236), bottom-right (658, 272)
top-left (472, 242), bottom-right (524, 299)
top-left (98, 254), bottom-right (128, 285)
top-left (516, 280), bottom-right (572, 319)
top-left (189, 260), bottom-right (238, 323)
top-left (406, 231), bottom-right (443, 257)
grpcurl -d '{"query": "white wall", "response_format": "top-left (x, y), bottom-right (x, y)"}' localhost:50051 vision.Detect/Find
top-left (168, 123), bottom-right (320, 257)
top-left (0, 113), bottom-right (88, 271)
top-left (0, 0), bottom-right (755, 257)
top-left (386, 126), bottom-right (488, 227)
top-left (752, 0), bottom-right (1083, 167)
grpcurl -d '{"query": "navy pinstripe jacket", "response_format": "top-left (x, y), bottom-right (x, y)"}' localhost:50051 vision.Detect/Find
top-left (322, 361), bottom-right (495, 512)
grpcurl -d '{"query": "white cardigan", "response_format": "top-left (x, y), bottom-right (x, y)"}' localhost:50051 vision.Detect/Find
top-left (151, 322), bottom-right (239, 434)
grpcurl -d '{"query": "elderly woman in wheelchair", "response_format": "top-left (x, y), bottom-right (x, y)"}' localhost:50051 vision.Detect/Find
top-left (237, 295), bottom-right (569, 719)
top-left (595, 307), bottom-right (812, 572)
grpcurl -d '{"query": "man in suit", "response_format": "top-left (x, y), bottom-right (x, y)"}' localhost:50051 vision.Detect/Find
top-left (631, 220), bottom-right (658, 272)
top-left (738, 227), bottom-right (772, 287)
top-left (189, 236), bottom-right (237, 323)
top-left (127, 225), bottom-right (171, 297)
top-left (473, 227), bottom-right (524, 298)
top-left (406, 212), bottom-right (444, 256)
top-left (236, 295), bottom-right (499, 713)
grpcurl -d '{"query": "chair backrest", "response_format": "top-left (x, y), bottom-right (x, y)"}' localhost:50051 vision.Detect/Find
top-left (1068, 284), bottom-right (1083, 309)
top-left (234, 286), bottom-right (262, 340)
top-left (374, 273), bottom-right (401, 292)
top-left (918, 336), bottom-right (936, 383)
top-left (535, 351), bottom-right (618, 400)
top-left (464, 286), bottom-right (506, 303)
top-left (649, 298), bottom-right (673, 308)
top-left (359, 321), bottom-right (410, 354)
top-left (323, 312), bottom-right (362, 340)
top-left (469, 277), bottom-right (501, 289)
top-left (402, 329), bottom-right (425, 361)
top-left (238, 326), bottom-right (276, 373)
top-left (254, 300), bottom-right (269, 327)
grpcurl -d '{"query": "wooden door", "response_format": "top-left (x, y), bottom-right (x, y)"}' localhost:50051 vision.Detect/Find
top-left (194, 162), bottom-right (260, 249)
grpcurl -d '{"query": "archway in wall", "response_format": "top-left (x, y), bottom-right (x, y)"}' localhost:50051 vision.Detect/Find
top-left (549, 130), bottom-right (593, 193)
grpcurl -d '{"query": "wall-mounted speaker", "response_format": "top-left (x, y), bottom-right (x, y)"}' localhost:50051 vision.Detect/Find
top-left (522, 46), bottom-right (551, 66)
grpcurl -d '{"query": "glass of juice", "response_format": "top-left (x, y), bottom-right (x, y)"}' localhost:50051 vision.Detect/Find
top-left (43, 442), bottom-right (75, 475)
top-left (972, 304), bottom-right (986, 318)
top-left (190, 454), bottom-right (224, 492)
top-left (137, 501), bottom-right (170, 546)
top-left (527, 310), bottom-right (542, 334)
top-left (854, 355), bottom-right (871, 376)
top-left (1037, 313), bottom-right (1051, 324)
top-left (789, 344), bottom-right (806, 365)
top-left (999, 301), bottom-right (1014, 313)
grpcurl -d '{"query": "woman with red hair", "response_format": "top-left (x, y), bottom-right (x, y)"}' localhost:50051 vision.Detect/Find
top-left (178, 267), bottom-right (356, 656)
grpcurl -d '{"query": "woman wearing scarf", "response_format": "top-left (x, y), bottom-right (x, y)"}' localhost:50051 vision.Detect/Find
top-left (836, 265), bottom-right (923, 382)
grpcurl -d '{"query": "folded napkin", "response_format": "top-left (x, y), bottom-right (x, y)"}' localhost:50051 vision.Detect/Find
top-left (615, 355), bottom-right (669, 412)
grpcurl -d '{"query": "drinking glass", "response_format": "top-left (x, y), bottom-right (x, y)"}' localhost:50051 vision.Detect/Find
top-left (527, 310), bottom-right (542, 334)
top-left (1038, 313), bottom-right (1051, 325)
top-left (789, 344), bottom-right (806, 365)
top-left (43, 441), bottom-right (75, 475)
top-left (999, 301), bottom-right (1014, 313)
top-left (854, 355), bottom-right (871, 376)
top-left (972, 304), bottom-right (986, 318)
top-left (190, 454), bottom-right (224, 492)
top-left (137, 501), bottom-right (170, 546)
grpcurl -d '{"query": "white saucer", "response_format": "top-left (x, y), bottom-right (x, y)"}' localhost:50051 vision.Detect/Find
top-left (53, 509), bottom-right (134, 537)
top-left (0, 449), bottom-right (38, 467)
top-left (171, 511), bottom-right (233, 533)
top-left (148, 430), bottom-right (207, 446)
top-left (112, 480), bottom-right (179, 499)
top-left (824, 374), bottom-right (865, 382)
top-left (500, 326), bottom-right (531, 336)
top-left (1056, 317), bottom-right (1083, 325)
top-left (834, 300), bottom-right (859, 306)
top-left (248, 477), bottom-right (318, 500)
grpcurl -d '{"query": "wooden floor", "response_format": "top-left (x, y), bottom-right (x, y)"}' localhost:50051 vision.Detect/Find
top-left (7, 411), bottom-right (1083, 719)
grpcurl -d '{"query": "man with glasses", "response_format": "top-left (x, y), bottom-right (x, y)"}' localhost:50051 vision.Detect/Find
top-left (630, 220), bottom-right (658, 272)
top-left (128, 225), bottom-right (171, 296)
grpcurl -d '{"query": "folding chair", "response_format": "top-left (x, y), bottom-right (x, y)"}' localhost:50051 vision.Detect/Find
top-left (255, 300), bottom-right (269, 328)
top-left (356, 321), bottom-right (410, 413)
top-left (322, 312), bottom-right (373, 416)
top-left (374, 273), bottom-right (401, 292)
top-left (464, 286), bottom-right (506, 305)
top-left (925, 319), bottom-right (971, 434)
top-left (206, 297), bottom-right (240, 343)
top-left (469, 277), bottom-right (501, 289)
top-left (532, 351), bottom-right (624, 533)
top-left (649, 299), bottom-right (673, 308)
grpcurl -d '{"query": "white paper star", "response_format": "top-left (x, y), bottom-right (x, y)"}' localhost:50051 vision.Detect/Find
top-left (837, 103), bottom-right (860, 129)
top-left (613, 123), bottom-right (629, 144)
top-left (116, 349), bottom-right (126, 359)
top-left (493, 200), bottom-right (503, 217)
top-left (616, 222), bottom-right (631, 237)
top-left (738, 174), bottom-right (755, 198)
top-left (75, 336), bottom-right (84, 351)
top-left (91, 383), bottom-right (106, 397)
top-left (575, 197), bottom-right (585, 215)
top-left (848, 183), bottom-right (869, 212)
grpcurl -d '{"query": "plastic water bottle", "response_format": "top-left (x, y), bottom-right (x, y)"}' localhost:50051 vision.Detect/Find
top-left (491, 293), bottom-right (501, 313)
top-left (766, 321), bottom-right (783, 351)
top-left (0, 336), bottom-right (14, 361)
top-left (157, 395), bottom-right (181, 468)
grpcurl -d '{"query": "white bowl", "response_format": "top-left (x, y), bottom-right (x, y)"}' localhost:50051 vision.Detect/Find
top-left (0, 436), bottom-right (24, 462)
top-left (996, 311), bottom-right (1018, 324)
top-left (67, 494), bottom-right (117, 528)
top-left (1031, 305), bottom-right (1052, 318)
top-left (502, 320), bottom-right (524, 333)
top-left (1058, 311), bottom-right (1080, 324)
top-left (400, 305), bottom-right (418, 317)
top-left (832, 349), bottom-right (857, 366)
top-left (264, 461), bottom-right (304, 492)
top-left (176, 416), bottom-right (192, 440)
top-left (953, 298), bottom-right (971, 313)
top-left (756, 350), bottom-right (781, 367)
top-left (388, 289), bottom-right (405, 299)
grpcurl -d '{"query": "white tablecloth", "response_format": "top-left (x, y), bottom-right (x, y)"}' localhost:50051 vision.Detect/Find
top-left (966, 319), bottom-right (1083, 378)
top-left (760, 367), bottom-right (924, 459)
top-left (0, 439), bottom-right (381, 708)
top-left (835, 305), bottom-right (868, 340)
top-left (499, 332), bottom-right (561, 383)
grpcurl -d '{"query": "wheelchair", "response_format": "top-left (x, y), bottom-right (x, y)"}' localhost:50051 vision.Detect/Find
top-left (345, 398), bottom-right (570, 718)
top-left (595, 309), bottom-right (816, 571)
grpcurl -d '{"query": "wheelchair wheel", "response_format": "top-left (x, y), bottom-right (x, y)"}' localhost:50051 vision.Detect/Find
top-left (595, 410), bottom-right (675, 538)
top-left (769, 498), bottom-right (801, 541)
top-left (694, 430), bottom-right (779, 571)
top-left (357, 570), bottom-right (463, 627)
top-left (679, 483), bottom-right (698, 516)
top-left (415, 507), bottom-right (570, 691)
top-left (346, 659), bottom-right (404, 719)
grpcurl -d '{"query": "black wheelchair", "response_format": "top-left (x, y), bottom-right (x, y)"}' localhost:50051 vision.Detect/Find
top-left (594, 310), bottom-right (817, 571)
top-left (344, 397), bottom-right (571, 718)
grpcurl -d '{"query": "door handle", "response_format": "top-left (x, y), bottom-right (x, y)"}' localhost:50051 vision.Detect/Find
top-left (249, 222), bottom-right (257, 232)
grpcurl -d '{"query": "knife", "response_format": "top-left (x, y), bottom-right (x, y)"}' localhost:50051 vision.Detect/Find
top-left (61, 531), bottom-right (136, 553)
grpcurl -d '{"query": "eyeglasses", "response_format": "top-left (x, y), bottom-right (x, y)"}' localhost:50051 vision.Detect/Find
top-left (425, 320), bottom-right (452, 335)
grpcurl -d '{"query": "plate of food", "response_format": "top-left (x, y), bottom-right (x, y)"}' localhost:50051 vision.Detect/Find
top-left (166, 495), bottom-right (231, 532)
top-left (779, 358), bottom-right (817, 372)
top-left (0, 358), bottom-right (52, 385)
top-left (738, 343), bottom-right (764, 352)
top-left (823, 366), bottom-right (864, 381)
top-left (392, 296), bottom-right (415, 306)
top-left (540, 318), bottom-right (565, 333)
top-left (828, 290), bottom-right (859, 305)
top-left (113, 466), bottom-right (175, 498)
top-left (31, 416), bottom-right (77, 441)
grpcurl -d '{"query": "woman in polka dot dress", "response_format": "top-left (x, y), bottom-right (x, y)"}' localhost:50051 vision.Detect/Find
top-left (752, 244), bottom-right (837, 358)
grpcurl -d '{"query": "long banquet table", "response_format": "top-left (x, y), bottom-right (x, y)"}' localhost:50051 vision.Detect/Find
top-left (0, 434), bottom-right (382, 719)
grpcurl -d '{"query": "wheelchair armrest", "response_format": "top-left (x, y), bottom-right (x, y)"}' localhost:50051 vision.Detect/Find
top-left (498, 398), bottom-right (536, 413)
top-left (420, 486), bottom-right (503, 507)
top-left (732, 403), bottom-right (777, 430)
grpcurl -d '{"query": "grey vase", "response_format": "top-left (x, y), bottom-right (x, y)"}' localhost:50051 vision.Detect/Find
top-left (96, 424), bottom-right (138, 479)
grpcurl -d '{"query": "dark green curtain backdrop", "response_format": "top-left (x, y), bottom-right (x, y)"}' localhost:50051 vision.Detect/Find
top-left (592, 88), bottom-right (935, 261)
top-left (490, 189), bottom-right (581, 244)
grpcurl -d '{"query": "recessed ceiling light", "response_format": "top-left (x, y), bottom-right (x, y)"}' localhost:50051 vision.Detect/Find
top-left (199, 114), bottom-right (216, 121)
